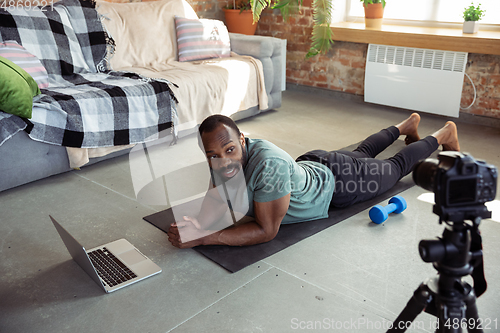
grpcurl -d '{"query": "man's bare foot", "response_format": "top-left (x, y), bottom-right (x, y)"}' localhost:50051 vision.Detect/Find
top-left (396, 113), bottom-right (421, 145)
top-left (432, 121), bottom-right (460, 151)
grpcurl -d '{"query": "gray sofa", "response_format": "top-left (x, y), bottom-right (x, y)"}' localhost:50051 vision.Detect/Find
top-left (0, 10), bottom-right (282, 192)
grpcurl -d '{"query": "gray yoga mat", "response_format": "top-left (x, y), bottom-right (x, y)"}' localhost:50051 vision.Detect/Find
top-left (144, 139), bottom-right (438, 273)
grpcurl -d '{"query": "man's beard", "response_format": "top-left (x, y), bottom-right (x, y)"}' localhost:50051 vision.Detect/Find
top-left (214, 144), bottom-right (248, 181)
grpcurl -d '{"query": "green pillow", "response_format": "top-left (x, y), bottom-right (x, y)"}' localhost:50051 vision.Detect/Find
top-left (0, 55), bottom-right (41, 119)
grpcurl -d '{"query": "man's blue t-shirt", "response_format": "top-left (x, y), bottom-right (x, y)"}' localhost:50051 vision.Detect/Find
top-left (244, 138), bottom-right (335, 224)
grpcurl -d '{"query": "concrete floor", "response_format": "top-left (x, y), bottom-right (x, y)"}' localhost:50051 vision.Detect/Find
top-left (1, 88), bottom-right (500, 333)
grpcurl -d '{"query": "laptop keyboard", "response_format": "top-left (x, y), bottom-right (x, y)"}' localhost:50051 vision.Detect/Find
top-left (88, 248), bottom-right (137, 287)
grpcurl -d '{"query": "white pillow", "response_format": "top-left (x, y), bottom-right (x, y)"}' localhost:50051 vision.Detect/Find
top-left (96, 0), bottom-right (198, 68)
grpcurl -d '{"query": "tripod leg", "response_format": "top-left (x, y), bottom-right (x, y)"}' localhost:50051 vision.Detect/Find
top-left (387, 283), bottom-right (433, 333)
top-left (436, 304), bottom-right (463, 333)
top-left (434, 289), bottom-right (483, 333)
top-left (464, 291), bottom-right (483, 333)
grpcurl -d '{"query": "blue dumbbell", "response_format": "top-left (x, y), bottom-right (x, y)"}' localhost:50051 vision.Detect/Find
top-left (369, 195), bottom-right (407, 224)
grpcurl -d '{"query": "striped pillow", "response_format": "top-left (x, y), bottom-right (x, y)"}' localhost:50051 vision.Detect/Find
top-left (0, 41), bottom-right (49, 89)
top-left (174, 16), bottom-right (231, 62)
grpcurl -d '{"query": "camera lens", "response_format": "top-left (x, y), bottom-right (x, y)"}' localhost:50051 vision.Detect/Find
top-left (413, 159), bottom-right (439, 192)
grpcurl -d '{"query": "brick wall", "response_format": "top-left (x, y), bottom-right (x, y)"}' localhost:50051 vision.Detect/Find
top-left (461, 54), bottom-right (500, 118)
top-left (252, 6), bottom-right (500, 119)
top-left (193, 0), bottom-right (500, 119)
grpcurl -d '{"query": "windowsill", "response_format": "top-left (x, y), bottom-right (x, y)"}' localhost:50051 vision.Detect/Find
top-left (330, 21), bottom-right (500, 55)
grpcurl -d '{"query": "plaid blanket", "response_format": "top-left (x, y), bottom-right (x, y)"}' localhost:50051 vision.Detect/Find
top-left (0, 0), bottom-right (177, 148)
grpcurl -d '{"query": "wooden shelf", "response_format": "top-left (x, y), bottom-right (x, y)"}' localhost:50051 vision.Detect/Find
top-left (330, 21), bottom-right (500, 55)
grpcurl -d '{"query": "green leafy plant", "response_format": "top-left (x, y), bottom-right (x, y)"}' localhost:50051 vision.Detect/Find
top-left (463, 2), bottom-right (485, 21)
top-left (360, 0), bottom-right (386, 8)
top-left (226, 0), bottom-right (252, 11)
top-left (249, 0), bottom-right (334, 58)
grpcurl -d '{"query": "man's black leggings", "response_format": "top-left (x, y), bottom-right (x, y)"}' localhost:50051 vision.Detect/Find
top-left (296, 126), bottom-right (439, 208)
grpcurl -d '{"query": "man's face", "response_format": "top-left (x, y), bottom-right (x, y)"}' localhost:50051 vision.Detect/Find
top-left (201, 124), bottom-right (247, 181)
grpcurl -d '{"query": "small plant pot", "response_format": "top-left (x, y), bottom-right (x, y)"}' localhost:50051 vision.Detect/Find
top-left (223, 9), bottom-right (257, 35)
top-left (364, 3), bottom-right (384, 29)
top-left (463, 21), bottom-right (479, 34)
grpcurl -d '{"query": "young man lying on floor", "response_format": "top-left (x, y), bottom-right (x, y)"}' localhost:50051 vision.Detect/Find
top-left (167, 113), bottom-right (460, 248)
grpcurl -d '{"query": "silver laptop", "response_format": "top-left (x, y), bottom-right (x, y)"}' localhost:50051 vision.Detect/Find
top-left (50, 215), bottom-right (162, 293)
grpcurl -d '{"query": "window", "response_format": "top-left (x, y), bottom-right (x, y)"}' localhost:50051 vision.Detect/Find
top-left (345, 0), bottom-right (500, 27)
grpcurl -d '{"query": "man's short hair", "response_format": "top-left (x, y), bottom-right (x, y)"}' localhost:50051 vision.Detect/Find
top-left (198, 115), bottom-right (241, 137)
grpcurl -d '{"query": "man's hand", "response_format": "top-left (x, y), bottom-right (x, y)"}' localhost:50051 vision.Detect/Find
top-left (167, 216), bottom-right (211, 249)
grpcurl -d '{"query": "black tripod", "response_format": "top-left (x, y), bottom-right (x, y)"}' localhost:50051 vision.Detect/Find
top-left (387, 217), bottom-right (487, 333)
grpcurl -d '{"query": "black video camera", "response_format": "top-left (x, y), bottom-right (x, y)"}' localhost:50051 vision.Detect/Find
top-left (413, 151), bottom-right (497, 223)
top-left (387, 152), bottom-right (497, 331)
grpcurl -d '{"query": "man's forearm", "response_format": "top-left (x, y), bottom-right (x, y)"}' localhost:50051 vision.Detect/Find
top-left (201, 221), bottom-right (276, 247)
top-left (199, 194), bottom-right (290, 247)
top-left (196, 191), bottom-right (230, 228)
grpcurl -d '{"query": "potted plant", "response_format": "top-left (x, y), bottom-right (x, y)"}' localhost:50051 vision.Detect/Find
top-left (462, 2), bottom-right (485, 34)
top-left (224, 0), bottom-right (257, 35)
top-left (250, 0), bottom-right (333, 58)
top-left (360, 0), bottom-right (386, 29)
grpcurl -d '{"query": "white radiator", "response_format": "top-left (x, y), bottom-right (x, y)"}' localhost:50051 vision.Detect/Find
top-left (364, 44), bottom-right (468, 118)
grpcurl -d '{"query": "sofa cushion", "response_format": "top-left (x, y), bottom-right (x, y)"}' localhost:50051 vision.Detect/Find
top-left (96, 0), bottom-right (198, 68)
top-left (0, 56), bottom-right (41, 119)
top-left (174, 16), bottom-right (230, 62)
top-left (0, 41), bottom-right (49, 89)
